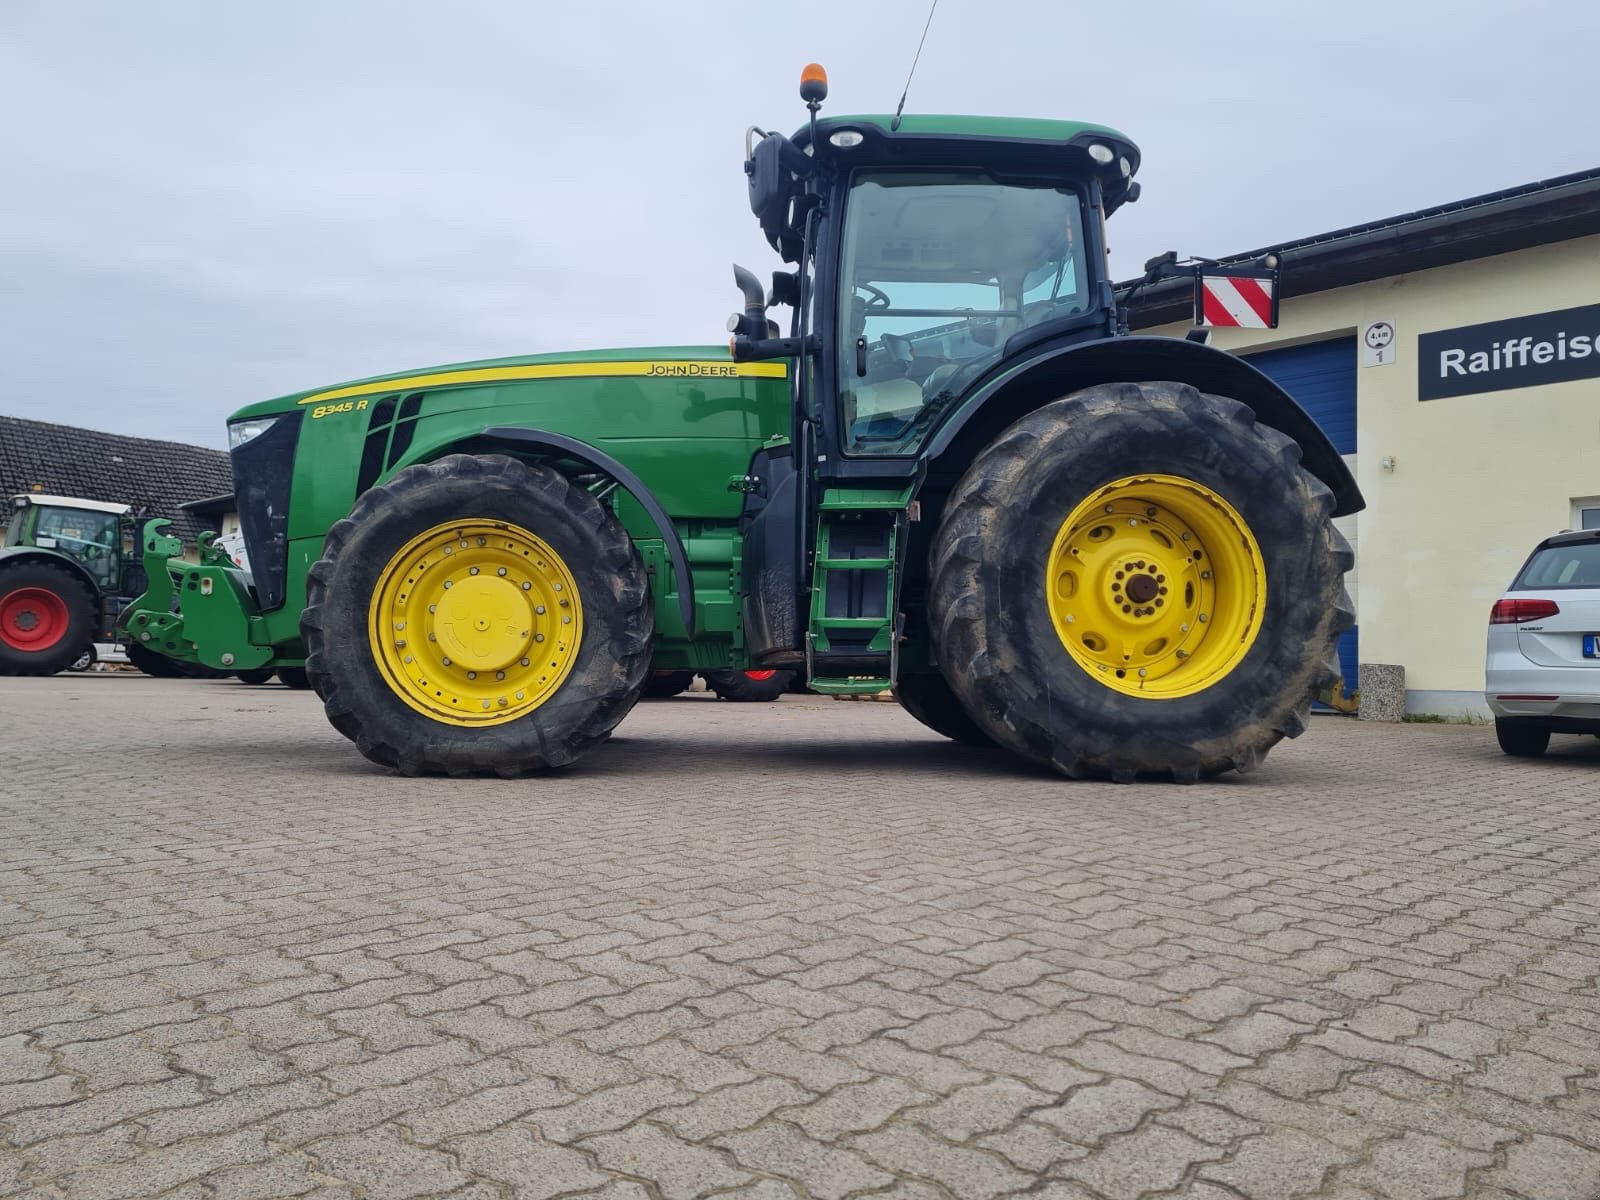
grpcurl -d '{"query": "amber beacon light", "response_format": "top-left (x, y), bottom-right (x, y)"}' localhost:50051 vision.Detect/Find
top-left (799, 63), bottom-right (828, 103)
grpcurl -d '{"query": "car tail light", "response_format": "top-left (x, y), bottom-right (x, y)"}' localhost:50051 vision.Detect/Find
top-left (1490, 598), bottom-right (1560, 624)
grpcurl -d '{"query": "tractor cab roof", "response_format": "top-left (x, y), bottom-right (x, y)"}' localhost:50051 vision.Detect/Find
top-left (796, 113), bottom-right (1142, 213)
top-left (9, 494), bottom-right (131, 515)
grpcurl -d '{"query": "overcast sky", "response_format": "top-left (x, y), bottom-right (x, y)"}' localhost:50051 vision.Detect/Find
top-left (2, 1), bottom-right (1595, 449)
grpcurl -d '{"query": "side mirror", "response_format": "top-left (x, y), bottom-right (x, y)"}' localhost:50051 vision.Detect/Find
top-left (745, 134), bottom-right (786, 222)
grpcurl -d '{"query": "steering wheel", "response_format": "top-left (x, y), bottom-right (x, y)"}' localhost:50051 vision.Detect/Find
top-left (855, 283), bottom-right (891, 311)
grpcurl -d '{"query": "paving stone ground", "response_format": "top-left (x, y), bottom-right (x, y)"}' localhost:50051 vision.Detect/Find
top-left (2, 673), bottom-right (1598, 1200)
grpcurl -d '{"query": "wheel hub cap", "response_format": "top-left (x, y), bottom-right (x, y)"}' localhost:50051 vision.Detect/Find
top-left (0, 587), bottom-right (69, 651)
top-left (1045, 474), bottom-right (1266, 699)
top-left (369, 521), bottom-right (583, 726)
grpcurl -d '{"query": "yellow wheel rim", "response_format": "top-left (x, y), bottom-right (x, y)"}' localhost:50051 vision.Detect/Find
top-left (369, 520), bottom-right (583, 727)
top-left (1045, 474), bottom-right (1265, 699)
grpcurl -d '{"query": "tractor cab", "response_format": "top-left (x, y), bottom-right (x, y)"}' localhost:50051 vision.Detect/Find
top-left (734, 76), bottom-right (1139, 476)
top-left (4, 495), bottom-right (134, 593)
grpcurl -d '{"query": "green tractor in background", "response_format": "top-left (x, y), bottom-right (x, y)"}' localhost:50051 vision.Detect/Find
top-left (123, 68), bottom-right (1359, 780)
top-left (1, 494), bottom-right (141, 675)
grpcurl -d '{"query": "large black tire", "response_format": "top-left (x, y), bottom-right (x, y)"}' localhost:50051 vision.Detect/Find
top-left (302, 454), bottom-right (654, 776)
top-left (1495, 718), bottom-right (1550, 758)
top-left (0, 562), bottom-right (97, 677)
top-left (930, 382), bottom-right (1354, 782)
top-left (704, 669), bottom-right (793, 702)
top-left (234, 668), bottom-right (276, 684)
top-left (643, 670), bottom-right (695, 699)
top-left (276, 666), bottom-right (313, 689)
top-left (894, 672), bottom-right (997, 747)
top-left (125, 641), bottom-right (229, 679)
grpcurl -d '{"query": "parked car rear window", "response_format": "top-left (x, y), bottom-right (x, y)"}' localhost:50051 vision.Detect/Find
top-left (1515, 542), bottom-right (1600, 589)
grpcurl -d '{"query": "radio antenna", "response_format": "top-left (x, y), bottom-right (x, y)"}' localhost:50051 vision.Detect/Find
top-left (890, 0), bottom-right (939, 132)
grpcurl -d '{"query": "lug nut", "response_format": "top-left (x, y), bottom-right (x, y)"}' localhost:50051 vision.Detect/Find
top-left (443, 580), bottom-right (452, 589)
top-left (495, 671), bottom-right (505, 681)
top-left (536, 605), bottom-right (546, 614)
top-left (404, 655), bottom-right (413, 664)
top-left (520, 657), bottom-right (530, 666)
top-left (469, 566), bottom-right (479, 575)
top-left (1202, 570), bottom-right (1212, 580)
top-left (522, 581), bottom-right (532, 591)
top-left (443, 657), bottom-right (452, 666)
top-left (497, 567), bottom-right (507, 576)
top-left (428, 604), bottom-right (437, 613)
top-left (535, 634), bottom-right (545, 643)
top-left (467, 671), bottom-right (477, 680)
top-left (1199, 613), bottom-right (1209, 623)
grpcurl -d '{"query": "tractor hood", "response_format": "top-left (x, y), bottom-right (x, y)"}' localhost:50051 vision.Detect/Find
top-left (227, 345), bottom-right (765, 426)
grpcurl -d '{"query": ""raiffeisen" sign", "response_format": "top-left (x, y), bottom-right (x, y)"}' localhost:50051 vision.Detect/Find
top-left (1419, 302), bottom-right (1600, 401)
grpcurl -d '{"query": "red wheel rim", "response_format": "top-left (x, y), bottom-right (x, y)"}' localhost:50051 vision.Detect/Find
top-left (0, 587), bottom-right (70, 651)
top-left (744, 670), bottom-right (778, 681)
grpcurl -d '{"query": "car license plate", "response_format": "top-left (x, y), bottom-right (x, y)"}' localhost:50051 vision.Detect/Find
top-left (1586, 634), bottom-right (1600, 659)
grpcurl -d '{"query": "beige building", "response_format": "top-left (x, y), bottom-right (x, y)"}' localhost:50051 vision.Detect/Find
top-left (1130, 168), bottom-right (1600, 716)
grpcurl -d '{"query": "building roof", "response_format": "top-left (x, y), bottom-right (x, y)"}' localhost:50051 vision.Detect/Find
top-left (1125, 166), bottom-right (1600, 327)
top-left (0, 414), bottom-right (232, 545)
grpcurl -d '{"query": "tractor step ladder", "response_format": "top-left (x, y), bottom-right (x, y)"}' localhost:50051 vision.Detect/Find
top-left (804, 488), bottom-right (912, 696)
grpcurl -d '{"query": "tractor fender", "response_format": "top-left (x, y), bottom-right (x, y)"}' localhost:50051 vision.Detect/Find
top-left (924, 335), bottom-right (1363, 518)
top-left (460, 427), bottom-right (697, 636)
top-left (0, 545), bottom-right (103, 600)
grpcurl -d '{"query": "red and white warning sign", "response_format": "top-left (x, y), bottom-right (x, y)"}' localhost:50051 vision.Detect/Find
top-left (1197, 273), bottom-right (1277, 328)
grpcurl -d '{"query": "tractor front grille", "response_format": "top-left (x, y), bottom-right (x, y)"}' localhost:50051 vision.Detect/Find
top-left (230, 409), bottom-right (303, 612)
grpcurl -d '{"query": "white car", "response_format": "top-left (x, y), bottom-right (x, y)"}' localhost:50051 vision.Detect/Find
top-left (1485, 530), bottom-right (1600, 757)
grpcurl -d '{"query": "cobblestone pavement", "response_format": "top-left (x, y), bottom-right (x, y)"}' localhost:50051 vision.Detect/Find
top-left (2, 674), bottom-right (1598, 1200)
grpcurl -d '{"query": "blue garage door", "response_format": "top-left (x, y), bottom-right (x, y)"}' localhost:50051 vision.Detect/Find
top-left (1243, 338), bottom-right (1359, 702)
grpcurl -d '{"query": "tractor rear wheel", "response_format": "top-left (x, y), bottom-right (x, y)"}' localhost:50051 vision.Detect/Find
top-left (302, 454), bottom-right (653, 776)
top-left (643, 670), bottom-right (695, 698)
top-left (0, 563), bottom-right (97, 676)
top-left (704, 669), bottom-right (793, 702)
top-left (929, 382), bottom-right (1353, 782)
top-left (894, 672), bottom-right (997, 747)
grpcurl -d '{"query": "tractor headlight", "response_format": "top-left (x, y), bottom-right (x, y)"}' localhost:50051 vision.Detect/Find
top-left (1086, 142), bottom-right (1115, 165)
top-left (228, 417), bottom-right (280, 450)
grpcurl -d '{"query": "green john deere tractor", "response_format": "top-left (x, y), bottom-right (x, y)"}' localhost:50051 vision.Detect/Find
top-left (123, 68), bottom-right (1360, 780)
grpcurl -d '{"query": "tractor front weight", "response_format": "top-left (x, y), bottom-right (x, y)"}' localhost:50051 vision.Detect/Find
top-left (121, 519), bottom-right (273, 672)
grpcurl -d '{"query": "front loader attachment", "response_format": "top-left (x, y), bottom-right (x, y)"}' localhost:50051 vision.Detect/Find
top-left (120, 520), bottom-right (273, 671)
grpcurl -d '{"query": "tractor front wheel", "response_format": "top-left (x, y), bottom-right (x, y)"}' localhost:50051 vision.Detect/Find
top-left (929, 382), bottom-right (1353, 782)
top-left (0, 563), bottom-right (97, 676)
top-left (704, 669), bottom-right (793, 702)
top-left (643, 670), bottom-right (695, 699)
top-left (276, 666), bottom-right (312, 689)
top-left (302, 454), bottom-right (653, 776)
